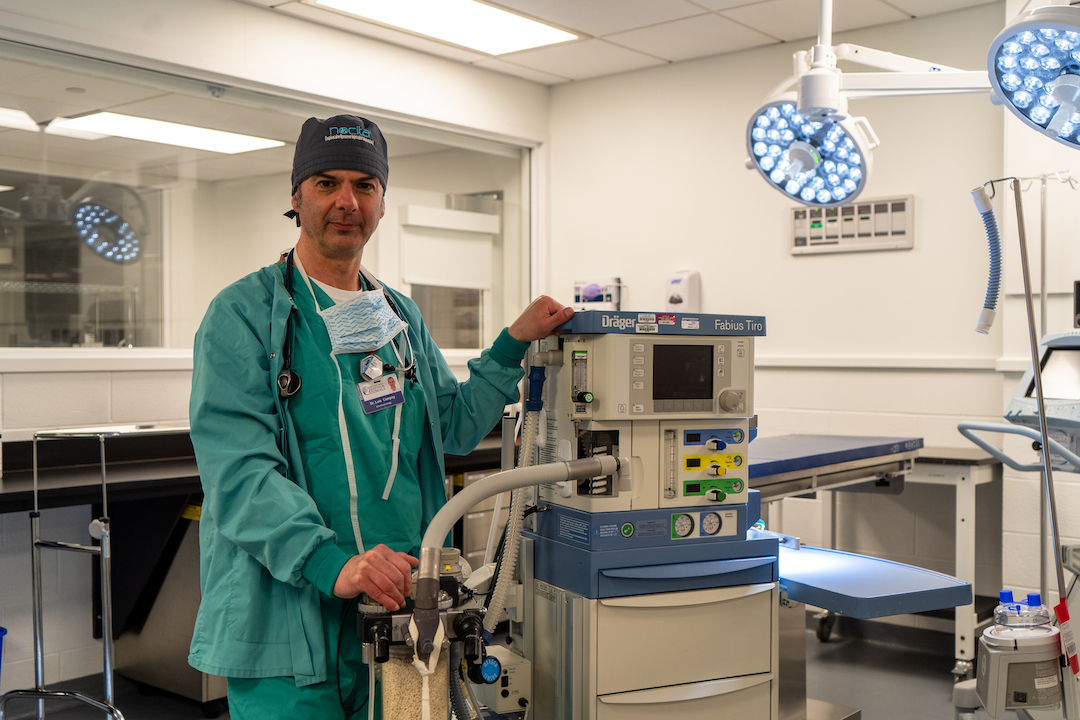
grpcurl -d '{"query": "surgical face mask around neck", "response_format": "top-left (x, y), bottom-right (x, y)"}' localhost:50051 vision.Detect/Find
top-left (292, 250), bottom-right (408, 354)
top-left (319, 288), bottom-right (408, 355)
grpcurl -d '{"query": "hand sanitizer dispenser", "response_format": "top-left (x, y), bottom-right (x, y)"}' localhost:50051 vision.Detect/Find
top-left (665, 270), bottom-right (700, 312)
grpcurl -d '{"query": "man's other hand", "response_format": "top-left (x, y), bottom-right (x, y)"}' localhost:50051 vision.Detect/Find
top-left (333, 544), bottom-right (419, 610)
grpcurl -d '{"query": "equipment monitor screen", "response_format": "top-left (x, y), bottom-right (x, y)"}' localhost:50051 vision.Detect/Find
top-left (1028, 348), bottom-right (1080, 400)
top-left (653, 345), bottom-right (713, 400)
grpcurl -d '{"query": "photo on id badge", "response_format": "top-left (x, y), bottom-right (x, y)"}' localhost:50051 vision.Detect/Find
top-left (357, 372), bottom-right (405, 414)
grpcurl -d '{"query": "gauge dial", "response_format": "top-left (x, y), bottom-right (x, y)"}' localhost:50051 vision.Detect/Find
top-left (701, 512), bottom-right (722, 536)
top-left (673, 513), bottom-right (695, 538)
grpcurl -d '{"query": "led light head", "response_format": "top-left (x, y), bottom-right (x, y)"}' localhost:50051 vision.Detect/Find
top-left (988, 5), bottom-right (1080, 148)
top-left (746, 93), bottom-right (875, 208)
top-left (72, 202), bottom-right (140, 263)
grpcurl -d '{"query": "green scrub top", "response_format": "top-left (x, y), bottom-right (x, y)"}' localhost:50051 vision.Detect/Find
top-left (288, 266), bottom-right (429, 558)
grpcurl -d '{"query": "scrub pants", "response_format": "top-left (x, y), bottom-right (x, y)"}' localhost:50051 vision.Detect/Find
top-left (226, 596), bottom-right (376, 720)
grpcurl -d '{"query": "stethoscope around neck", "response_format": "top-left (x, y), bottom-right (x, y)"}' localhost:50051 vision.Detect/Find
top-left (276, 248), bottom-right (415, 399)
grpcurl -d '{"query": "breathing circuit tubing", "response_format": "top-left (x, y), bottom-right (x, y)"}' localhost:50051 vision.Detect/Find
top-left (971, 186), bottom-right (1002, 334)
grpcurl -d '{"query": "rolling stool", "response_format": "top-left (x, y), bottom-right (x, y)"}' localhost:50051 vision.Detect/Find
top-left (0, 427), bottom-right (134, 720)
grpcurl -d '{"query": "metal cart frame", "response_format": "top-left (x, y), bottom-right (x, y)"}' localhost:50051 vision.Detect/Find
top-left (0, 425), bottom-right (179, 720)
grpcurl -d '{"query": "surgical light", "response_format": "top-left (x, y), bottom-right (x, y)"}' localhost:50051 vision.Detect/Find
top-left (745, 94), bottom-right (876, 208)
top-left (72, 203), bottom-right (140, 263)
top-left (46, 113), bottom-right (284, 154)
top-left (988, 5), bottom-right (1080, 149)
top-left (310, 0), bottom-right (577, 56)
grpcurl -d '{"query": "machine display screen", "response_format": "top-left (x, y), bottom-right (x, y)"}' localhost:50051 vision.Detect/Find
top-left (1028, 348), bottom-right (1080, 400)
top-left (652, 345), bottom-right (713, 399)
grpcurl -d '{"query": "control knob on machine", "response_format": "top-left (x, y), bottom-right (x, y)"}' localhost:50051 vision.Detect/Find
top-left (574, 391), bottom-right (594, 404)
top-left (718, 389), bottom-right (743, 412)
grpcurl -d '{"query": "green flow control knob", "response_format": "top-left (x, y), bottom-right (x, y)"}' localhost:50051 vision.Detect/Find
top-left (575, 391), bottom-right (594, 403)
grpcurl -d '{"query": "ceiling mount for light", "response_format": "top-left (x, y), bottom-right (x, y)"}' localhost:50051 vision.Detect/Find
top-left (988, 5), bottom-right (1080, 149)
top-left (746, 0), bottom-right (990, 208)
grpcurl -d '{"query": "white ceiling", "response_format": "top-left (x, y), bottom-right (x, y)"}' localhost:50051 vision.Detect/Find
top-left (243, 0), bottom-right (1000, 85)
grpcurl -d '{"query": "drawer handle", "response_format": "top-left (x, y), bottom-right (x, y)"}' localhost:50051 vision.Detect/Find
top-left (600, 556), bottom-right (775, 581)
top-left (598, 673), bottom-right (773, 705)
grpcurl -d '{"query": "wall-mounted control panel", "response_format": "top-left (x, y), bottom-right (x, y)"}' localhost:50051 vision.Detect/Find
top-left (792, 195), bottom-right (914, 255)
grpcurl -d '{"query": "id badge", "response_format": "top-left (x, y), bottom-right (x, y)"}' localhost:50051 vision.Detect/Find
top-left (357, 372), bottom-right (405, 414)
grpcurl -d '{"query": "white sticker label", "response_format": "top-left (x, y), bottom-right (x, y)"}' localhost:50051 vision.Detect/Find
top-left (1060, 619), bottom-right (1077, 665)
top-left (636, 323), bottom-right (659, 334)
top-left (637, 313), bottom-right (656, 323)
top-left (1035, 675), bottom-right (1060, 690)
top-left (681, 318), bottom-right (700, 330)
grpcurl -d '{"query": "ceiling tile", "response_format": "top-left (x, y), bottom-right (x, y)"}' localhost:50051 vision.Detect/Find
top-left (490, 0), bottom-right (704, 37)
top-left (691, 0), bottom-right (773, 10)
top-left (471, 58), bottom-right (572, 85)
top-left (887, 0), bottom-right (997, 17)
top-left (721, 0), bottom-right (908, 43)
top-left (606, 12), bottom-right (778, 62)
top-left (500, 39), bottom-right (666, 81)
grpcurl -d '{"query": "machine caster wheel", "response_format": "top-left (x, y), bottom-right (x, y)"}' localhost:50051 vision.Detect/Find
top-left (816, 613), bottom-right (836, 642)
top-left (952, 659), bottom-right (975, 682)
top-left (202, 698), bottom-right (228, 719)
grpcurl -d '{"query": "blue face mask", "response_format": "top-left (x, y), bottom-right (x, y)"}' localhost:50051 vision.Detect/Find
top-left (318, 288), bottom-right (408, 355)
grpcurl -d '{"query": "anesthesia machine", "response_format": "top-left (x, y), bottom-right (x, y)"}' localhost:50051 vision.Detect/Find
top-left (355, 309), bottom-right (780, 720)
top-left (360, 310), bottom-right (971, 720)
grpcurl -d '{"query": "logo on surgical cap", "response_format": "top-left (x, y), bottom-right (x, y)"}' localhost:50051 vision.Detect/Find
top-left (325, 126), bottom-right (374, 145)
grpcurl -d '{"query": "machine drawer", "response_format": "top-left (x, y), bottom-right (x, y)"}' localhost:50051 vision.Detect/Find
top-left (596, 674), bottom-right (773, 720)
top-left (595, 582), bottom-right (774, 695)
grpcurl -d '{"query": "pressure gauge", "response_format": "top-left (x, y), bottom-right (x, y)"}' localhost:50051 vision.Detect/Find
top-left (701, 512), bottom-right (722, 536)
top-left (673, 513), bottom-right (695, 538)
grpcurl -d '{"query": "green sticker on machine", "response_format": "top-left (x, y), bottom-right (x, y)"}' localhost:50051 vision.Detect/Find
top-left (620, 522), bottom-right (634, 538)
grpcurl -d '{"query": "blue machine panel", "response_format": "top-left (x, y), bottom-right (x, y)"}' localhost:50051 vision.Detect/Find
top-left (528, 533), bottom-right (780, 599)
top-left (531, 499), bottom-right (760, 551)
top-left (558, 310), bottom-right (766, 337)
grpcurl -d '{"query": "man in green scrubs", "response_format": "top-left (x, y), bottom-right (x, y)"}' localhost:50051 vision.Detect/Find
top-left (187, 114), bottom-right (571, 718)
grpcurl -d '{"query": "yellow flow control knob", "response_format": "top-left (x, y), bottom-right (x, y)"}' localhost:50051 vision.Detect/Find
top-left (706, 464), bottom-right (725, 477)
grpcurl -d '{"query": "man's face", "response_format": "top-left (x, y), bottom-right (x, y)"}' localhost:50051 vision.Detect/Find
top-left (292, 169), bottom-right (385, 261)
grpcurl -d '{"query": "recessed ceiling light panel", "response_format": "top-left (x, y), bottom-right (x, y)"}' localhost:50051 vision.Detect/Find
top-left (312, 0), bottom-right (577, 55)
top-left (746, 95), bottom-right (875, 208)
top-left (47, 112), bottom-right (284, 154)
top-left (988, 5), bottom-right (1080, 149)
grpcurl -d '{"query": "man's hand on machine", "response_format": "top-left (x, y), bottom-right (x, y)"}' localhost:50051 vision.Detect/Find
top-left (333, 544), bottom-right (419, 610)
top-left (508, 295), bottom-right (574, 342)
